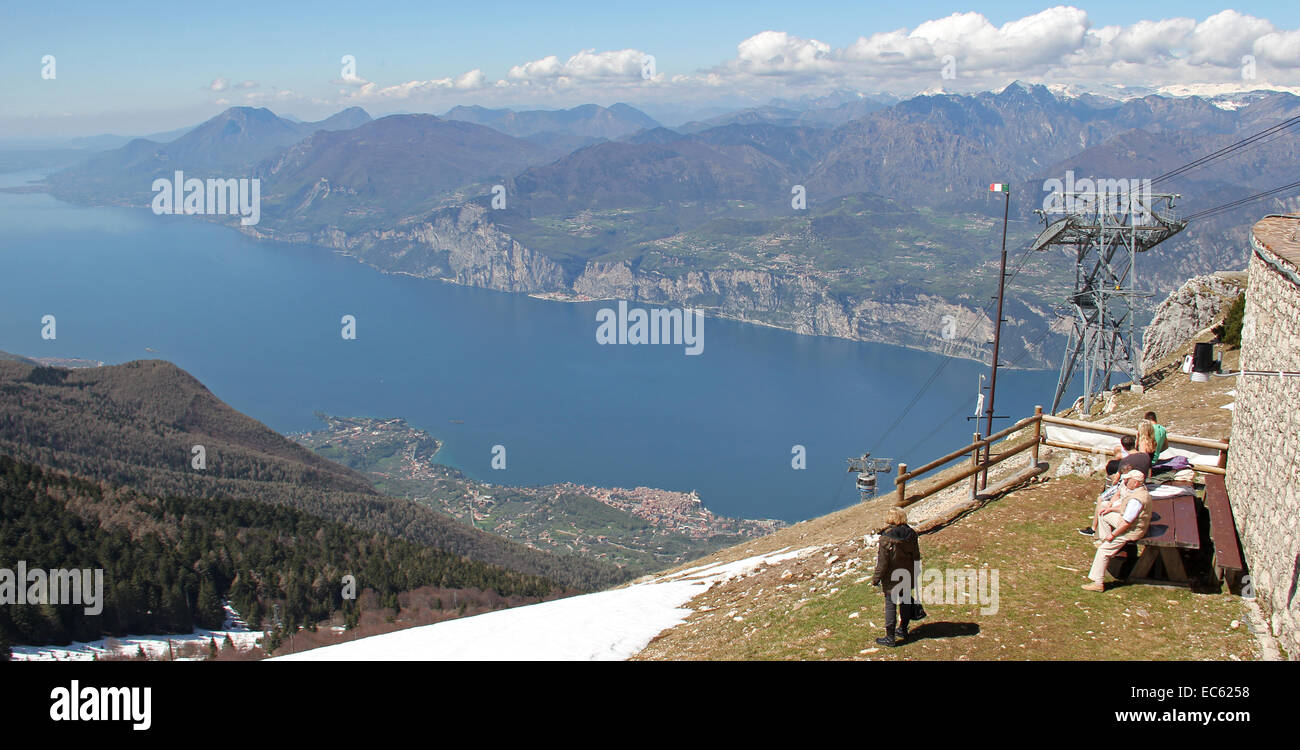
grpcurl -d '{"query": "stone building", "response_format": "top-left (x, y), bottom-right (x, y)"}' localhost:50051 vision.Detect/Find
top-left (1226, 214), bottom-right (1300, 659)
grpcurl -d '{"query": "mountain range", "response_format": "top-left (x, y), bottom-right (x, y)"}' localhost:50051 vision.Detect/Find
top-left (43, 106), bottom-right (373, 203)
top-left (27, 83), bottom-right (1300, 367)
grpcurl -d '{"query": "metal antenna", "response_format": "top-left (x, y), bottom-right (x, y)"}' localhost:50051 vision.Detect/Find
top-left (982, 183), bottom-right (1011, 488)
top-left (1031, 186), bottom-right (1186, 415)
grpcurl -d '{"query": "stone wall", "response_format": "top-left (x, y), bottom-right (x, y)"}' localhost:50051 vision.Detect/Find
top-left (1226, 215), bottom-right (1300, 659)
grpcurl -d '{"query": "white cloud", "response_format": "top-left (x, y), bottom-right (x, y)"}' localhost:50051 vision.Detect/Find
top-left (343, 68), bottom-right (489, 100)
top-left (1254, 28), bottom-right (1300, 66)
top-left (208, 78), bottom-right (258, 94)
top-left (1106, 18), bottom-right (1198, 64)
top-left (692, 7), bottom-right (1300, 99)
top-left (1187, 10), bottom-right (1275, 66)
top-left (309, 9), bottom-right (1300, 111)
top-left (508, 55), bottom-right (563, 80)
top-left (734, 31), bottom-right (833, 74)
top-left (508, 49), bottom-right (646, 81)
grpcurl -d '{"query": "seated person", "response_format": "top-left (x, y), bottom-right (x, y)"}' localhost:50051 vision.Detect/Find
top-left (1081, 444), bottom-right (1150, 535)
top-left (1112, 442), bottom-right (1151, 481)
top-left (1105, 435), bottom-right (1137, 476)
top-left (1144, 411), bottom-right (1167, 461)
top-left (1082, 470), bottom-right (1152, 592)
top-left (1137, 419), bottom-right (1159, 463)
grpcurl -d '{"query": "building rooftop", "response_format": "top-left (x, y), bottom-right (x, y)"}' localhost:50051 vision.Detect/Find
top-left (1251, 214), bottom-right (1300, 269)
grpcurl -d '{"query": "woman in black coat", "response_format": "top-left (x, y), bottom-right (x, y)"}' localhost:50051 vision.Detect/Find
top-left (871, 506), bottom-right (922, 647)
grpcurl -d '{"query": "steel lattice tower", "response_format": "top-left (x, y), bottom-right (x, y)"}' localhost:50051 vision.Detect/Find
top-left (1032, 187), bottom-right (1187, 415)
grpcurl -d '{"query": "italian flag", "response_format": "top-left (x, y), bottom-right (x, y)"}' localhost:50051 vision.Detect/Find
top-left (989, 183), bottom-right (1010, 192)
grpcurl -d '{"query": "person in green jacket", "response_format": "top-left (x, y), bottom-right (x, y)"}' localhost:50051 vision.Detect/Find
top-left (1144, 411), bottom-right (1167, 461)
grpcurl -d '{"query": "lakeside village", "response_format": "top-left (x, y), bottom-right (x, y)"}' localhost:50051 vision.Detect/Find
top-left (292, 415), bottom-right (783, 543)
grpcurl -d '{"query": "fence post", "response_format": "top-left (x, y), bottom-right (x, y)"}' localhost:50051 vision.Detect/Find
top-left (969, 433), bottom-right (981, 500)
top-left (1218, 436), bottom-right (1229, 473)
top-left (895, 463), bottom-right (908, 506)
top-left (1031, 405), bottom-right (1043, 467)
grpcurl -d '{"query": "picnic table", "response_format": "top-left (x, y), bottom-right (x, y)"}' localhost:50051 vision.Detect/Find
top-left (1109, 495), bottom-right (1200, 586)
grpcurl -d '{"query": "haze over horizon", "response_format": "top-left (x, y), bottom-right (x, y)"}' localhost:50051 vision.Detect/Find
top-left (4, 1), bottom-right (1300, 142)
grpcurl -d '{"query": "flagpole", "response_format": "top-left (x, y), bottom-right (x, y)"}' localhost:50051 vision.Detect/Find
top-left (982, 184), bottom-right (1011, 490)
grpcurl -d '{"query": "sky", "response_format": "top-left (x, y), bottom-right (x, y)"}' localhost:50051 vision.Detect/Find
top-left (2, 1), bottom-right (1299, 140)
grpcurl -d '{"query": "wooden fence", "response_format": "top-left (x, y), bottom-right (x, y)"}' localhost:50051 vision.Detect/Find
top-left (891, 406), bottom-right (1230, 508)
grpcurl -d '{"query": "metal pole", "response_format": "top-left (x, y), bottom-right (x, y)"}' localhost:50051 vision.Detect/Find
top-left (1129, 223), bottom-right (1138, 381)
top-left (1031, 405), bottom-right (1042, 467)
top-left (982, 188), bottom-right (1011, 489)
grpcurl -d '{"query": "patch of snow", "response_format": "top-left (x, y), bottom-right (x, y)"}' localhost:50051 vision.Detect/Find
top-left (272, 547), bottom-right (815, 661)
top-left (10, 628), bottom-right (263, 661)
top-left (1045, 82), bottom-right (1087, 100)
top-left (1156, 82), bottom-right (1300, 99)
top-left (10, 601), bottom-right (262, 662)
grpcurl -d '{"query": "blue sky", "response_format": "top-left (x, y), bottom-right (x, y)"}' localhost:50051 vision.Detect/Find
top-left (3, 2), bottom-right (1299, 140)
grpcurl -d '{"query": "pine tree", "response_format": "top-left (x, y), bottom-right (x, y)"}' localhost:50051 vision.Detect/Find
top-left (196, 580), bottom-right (224, 630)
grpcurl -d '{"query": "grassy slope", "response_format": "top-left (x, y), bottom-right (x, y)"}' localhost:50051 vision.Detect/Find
top-left (636, 311), bottom-right (1254, 660)
top-left (637, 476), bottom-right (1255, 660)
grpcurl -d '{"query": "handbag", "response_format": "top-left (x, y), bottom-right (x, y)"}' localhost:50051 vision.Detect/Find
top-left (903, 600), bottom-right (927, 621)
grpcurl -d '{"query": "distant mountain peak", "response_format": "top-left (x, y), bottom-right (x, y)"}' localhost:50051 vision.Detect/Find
top-left (441, 103), bottom-right (660, 140)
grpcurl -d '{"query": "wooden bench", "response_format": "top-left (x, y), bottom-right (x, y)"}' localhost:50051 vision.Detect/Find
top-left (1202, 475), bottom-right (1246, 584)
top-left (1108, 495), bottom-right (1200, 586)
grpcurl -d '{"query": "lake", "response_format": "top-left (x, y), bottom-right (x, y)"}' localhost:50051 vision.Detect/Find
top-left (0, 172), bottom-right (1066, 522)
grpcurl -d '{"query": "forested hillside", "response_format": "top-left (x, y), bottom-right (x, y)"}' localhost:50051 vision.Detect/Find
top-left (0, 357), bottom-right (634, 651)
top-left (0, 359), bottom-right (627, 592)
top-left (0, 455), bottom-right (554, 648)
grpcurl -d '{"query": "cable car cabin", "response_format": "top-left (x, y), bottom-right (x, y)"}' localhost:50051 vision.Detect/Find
top-left (856, 472), bottom-right (877, 494)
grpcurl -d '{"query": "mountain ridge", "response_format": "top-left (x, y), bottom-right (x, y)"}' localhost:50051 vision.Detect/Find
top-left (0, 357), bottom-right (627, 592)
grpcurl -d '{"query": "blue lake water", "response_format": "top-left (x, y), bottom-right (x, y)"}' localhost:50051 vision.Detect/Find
top-left (0, 172), bottom-right (1067, 522)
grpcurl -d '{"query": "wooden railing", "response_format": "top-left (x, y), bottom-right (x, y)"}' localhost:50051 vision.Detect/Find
top-left (890, 406), bottom-right (1230, 508)
top-left (893, 406), bottom-right (1045, 507)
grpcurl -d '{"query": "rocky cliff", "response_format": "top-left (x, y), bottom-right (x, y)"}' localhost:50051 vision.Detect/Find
top-left (1141, 272), bottom-right (1245, 374)
top-left (246, 204), bottom-right (1033, 365)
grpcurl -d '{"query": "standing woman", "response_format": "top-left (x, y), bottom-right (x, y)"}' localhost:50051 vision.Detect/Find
top-left (871, 506), bottom-right (922, 647)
